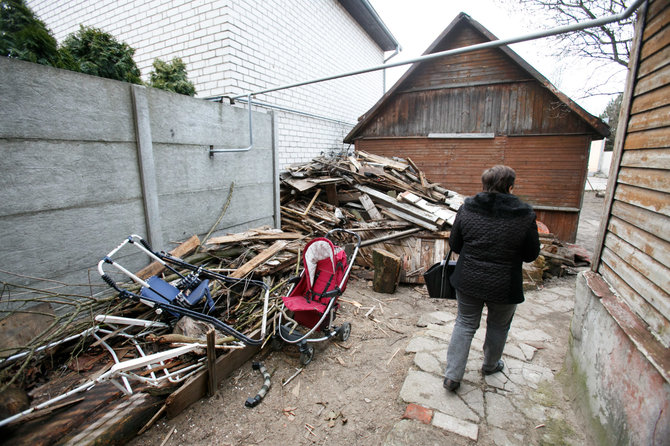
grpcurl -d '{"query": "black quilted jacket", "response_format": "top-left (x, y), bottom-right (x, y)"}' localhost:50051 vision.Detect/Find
top-left (449, 192), bottom-right (541, 304)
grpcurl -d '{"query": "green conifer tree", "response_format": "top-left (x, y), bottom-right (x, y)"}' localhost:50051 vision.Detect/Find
top-left (0, 0), bottom-right (60, 66)
top-left (148, 57), bottom-right (196, 96)
top-left (61, 26), bottom-right (141, 84)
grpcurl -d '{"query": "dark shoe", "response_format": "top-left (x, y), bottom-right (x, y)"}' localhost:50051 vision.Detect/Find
top-left (443, 378), bottom-right (460, 392)
top-left (482, 360), bottom-right (505, 375)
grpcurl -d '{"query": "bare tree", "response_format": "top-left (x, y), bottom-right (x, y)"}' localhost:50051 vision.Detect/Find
top-left (499, 0), bottom-right (636, 102)
top-left (510, 0), bottom-right (635, 66)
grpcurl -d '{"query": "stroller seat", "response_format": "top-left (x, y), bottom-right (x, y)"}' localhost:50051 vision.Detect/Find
top-left (282, 237), bottom-right (347, 329)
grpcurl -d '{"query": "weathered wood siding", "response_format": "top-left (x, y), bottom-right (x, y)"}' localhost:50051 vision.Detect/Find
top-left (358, 134), bottom-right (589, 242)
top-left (596, 0), bottom-right (670, 346)
top-left (353, 19), bottom-right (598, 241)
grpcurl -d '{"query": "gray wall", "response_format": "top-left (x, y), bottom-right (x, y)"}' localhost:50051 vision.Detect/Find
top-left (0, 58), bottom-right (278, 298)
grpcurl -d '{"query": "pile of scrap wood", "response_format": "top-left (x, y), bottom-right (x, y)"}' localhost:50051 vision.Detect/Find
top-left (280, 151), bottom-right (464, 283)
top-left (0, 151), bottom-right (591, 443)
top-left (0, 233), bottom-right (305, 444)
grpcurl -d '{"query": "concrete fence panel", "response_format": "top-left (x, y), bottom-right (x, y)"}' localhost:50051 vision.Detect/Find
top-left (0, 58), bottom-right (277, 300)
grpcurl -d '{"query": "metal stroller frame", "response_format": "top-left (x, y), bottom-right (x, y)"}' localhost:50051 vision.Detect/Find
top-left (275, 229), bottom-right (361, 365)
top-left (98, 235), bottom-right (269, 345)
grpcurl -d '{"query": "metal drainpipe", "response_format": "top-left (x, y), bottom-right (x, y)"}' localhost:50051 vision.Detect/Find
top-left (383, 44), bottom-right (401, 93)
top-left (211, 0), bottom-right (644, 155)
top-left (209, 93), bottom-right (254, 156)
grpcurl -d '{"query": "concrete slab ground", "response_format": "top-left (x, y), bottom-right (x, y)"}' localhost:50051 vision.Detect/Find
top-left (385, 192), bottom-right (606, 445)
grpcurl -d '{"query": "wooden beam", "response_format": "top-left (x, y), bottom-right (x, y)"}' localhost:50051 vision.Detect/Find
top-left (206, 230), bottom-right (303, 245)
top-left (357, 185), bottom-right (440, 224)
top-left (229, 241), bottom-right (287, 279)
top-left (359, 194), bottom-right (382, 220)
top-left (206, 330), bottom-right (216, 397)
top-left (136, 235), bottom-right (200, 279)
top-left (165, 340), bottom-right (261, 418)
top-left (385, 209), bottom-right (440, 231)
top-left (372, 249), bottom-right (401, 294)
top-left (302, 189), bottom-right (321, 215)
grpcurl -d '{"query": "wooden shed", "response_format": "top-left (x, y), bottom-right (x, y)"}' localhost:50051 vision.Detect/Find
top-left (570, 0), bottom-right (669, 443)
top-left (344, 13), bottom-right (610, 242)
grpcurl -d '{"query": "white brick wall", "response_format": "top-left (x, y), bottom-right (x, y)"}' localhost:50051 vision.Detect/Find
top-left (28, 0), bottom-right (387, 167)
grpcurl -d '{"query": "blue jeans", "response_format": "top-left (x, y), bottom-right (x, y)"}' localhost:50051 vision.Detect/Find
top-left (445, 291), bottom-right (517, 382)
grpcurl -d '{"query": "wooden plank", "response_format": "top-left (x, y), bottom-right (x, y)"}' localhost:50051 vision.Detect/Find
top-left (638, 44), bottom-right (670, 78)
top-left (630, 84), bottom-right (670, 114)
top-left (592, 1), bottom-right (647, 271)
top-left (325, 183), bottom-right (339, 206)
top-left (357, 185), bottom-right (440, 223)
top-left (604, 232), bottom-right (670, 295)
top-left (206, 330), bottom-right (217, 397)
top-left (7, 382), bottom-right (122, 445)
top-left (592, 269), bottom-right (670, 380)
top-left (359, 193), bottom-right (382, 220)
top-left (611, 200), bottom-right (670, 243)
top-left (640, 16), bottom-right (670, 60)
top-left (357, 150), bottom-right (408, 171)
top-left (165, 329), bottom-right (263, 419)
top-left (600, 246), bottom-right (670, 328)
top-left (614, 183), bottom-right (670, 217)
top-left (628, 104), bottom-right (670, 132)
top-left (60, 393), bottom-right (164, 446)
top-left (385, 208), bottom-right (440, 231)
top-left (620, 147), bottom-right (670, 169)
top-left (136, 235), bottom-right (200, 279)
top-left (397, 191), bottom-right (455, 224)
top-left (624, 127), bottom-right (670, 150)
top-left (229, 241), bottom-right (288, 279)
top-left (348, 155), bottom-right (361, 171)
top-left (633, 64), bottom-right (670, 96)
top-left (617, 167), bottom-right (670, 193)
top-left (642, 1), bottom-right (670, 39)
top-left (608, 215), bottom-right (670, 270)
top-left (302, 189), bottom-right (322, 215)
top-left (206, 230), bottom-right (302, 245)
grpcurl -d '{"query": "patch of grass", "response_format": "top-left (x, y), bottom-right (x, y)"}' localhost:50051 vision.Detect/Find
top-left (534, 380), bottom-right (558, 407)
top-left (539, 417), bottom-right (576, 446)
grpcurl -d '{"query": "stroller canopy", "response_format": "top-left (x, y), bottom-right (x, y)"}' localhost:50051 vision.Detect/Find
top-left (303, 237), bottom-right (343, 289)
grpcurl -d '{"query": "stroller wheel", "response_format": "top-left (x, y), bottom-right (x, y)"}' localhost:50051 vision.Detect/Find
top-left (337, 322), bottom-right (351, 342)
top-left (300, 345), bottom-right (314, 365)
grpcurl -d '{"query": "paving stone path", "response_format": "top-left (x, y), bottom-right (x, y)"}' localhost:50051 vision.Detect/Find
top-left (384, 279), bottom-right (590, 445)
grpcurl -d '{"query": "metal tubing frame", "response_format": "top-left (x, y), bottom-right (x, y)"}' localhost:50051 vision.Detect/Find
top-left (98, 235), bottom-right (270, 345)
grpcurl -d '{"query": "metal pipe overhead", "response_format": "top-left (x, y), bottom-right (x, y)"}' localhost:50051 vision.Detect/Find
top-left (211, 0), bottom-right (644, 155)
top-left (233, 0), bottom-right (644, 100)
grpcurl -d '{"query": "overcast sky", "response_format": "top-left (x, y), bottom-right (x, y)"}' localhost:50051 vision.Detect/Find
top-left (368, 0), bottom-right (627, 116)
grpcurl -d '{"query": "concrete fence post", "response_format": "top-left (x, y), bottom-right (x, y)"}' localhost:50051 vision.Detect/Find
top-left (131, 85), bottom-right (164, 250)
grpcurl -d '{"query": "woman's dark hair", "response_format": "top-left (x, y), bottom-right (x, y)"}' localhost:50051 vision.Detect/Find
top-left (482, 165), bottom-right (516, 193)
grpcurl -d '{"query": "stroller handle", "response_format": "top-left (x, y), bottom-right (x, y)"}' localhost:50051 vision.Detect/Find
top-left (325, 229), bottom-right (361, 292)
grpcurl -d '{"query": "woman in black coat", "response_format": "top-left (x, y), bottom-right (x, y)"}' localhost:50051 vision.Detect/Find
top-left (444, 165), bottom-right (540, 391)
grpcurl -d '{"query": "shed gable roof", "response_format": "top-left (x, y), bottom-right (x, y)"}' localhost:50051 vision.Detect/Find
top-left (344, 12), bottom-right (609, 142)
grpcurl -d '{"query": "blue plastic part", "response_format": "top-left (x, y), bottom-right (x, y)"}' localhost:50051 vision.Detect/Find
top-left (140, 276), bottom-right (215, 315)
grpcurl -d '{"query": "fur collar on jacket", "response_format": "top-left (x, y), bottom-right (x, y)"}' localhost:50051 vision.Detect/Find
top-left (463, 192), bottom-right (534, 218)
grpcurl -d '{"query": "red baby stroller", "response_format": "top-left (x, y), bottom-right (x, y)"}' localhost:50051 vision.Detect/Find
top-left (274, 229), bottom-right (361, 365)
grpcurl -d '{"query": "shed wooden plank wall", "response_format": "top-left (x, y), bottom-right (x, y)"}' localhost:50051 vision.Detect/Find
top-left (358, 134), bottom-right (589, 242)
top-left (597, 0), bottom-right (670, 346)
top-left (352, 19), bottom-right (600, 242)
